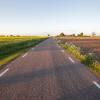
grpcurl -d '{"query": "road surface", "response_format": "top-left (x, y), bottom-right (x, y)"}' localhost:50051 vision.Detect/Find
top-left (0, 38), bottom-right (100, 100)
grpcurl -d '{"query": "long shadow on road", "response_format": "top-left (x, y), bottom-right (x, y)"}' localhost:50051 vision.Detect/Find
top-left (0, 63), bottom-right (72, 86)
top-left (0, 62), bottom-right (100, 100)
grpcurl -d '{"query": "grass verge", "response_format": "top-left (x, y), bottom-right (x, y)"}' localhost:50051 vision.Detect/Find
top-left (58, 41), bottom-right (100, 77)
top-left (0, 37), bottom-right (47, 69)
top-left (0, 52), bottom-right (22, 69)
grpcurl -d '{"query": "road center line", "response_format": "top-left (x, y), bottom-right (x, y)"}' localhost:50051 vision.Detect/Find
top-left (22, 53), bottom-right (28, 58)
top-left (68, 57), bottom-right (75, 63)
top-left (93, 81), bottom-right (100, 89)
top-left (0, 68), bottom-right (9, 77)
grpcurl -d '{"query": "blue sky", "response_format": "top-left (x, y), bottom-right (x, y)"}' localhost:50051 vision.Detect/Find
top-left (0, 0), bottom-right (100, 35)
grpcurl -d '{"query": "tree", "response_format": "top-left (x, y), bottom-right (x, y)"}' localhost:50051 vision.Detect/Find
top-left (77, 32), bottom-right (84, 37)
top-left (71, 34), bottom-right (76, 37)
top-left (48, 34), bottom-right (50, 37)
top-left (59, 32), bottom-right (65, 37)
top-left (10, 35), bottom-right (14, 37)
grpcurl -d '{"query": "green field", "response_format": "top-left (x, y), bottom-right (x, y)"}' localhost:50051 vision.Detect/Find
top-left (0, 36), bottom-right (47, 68)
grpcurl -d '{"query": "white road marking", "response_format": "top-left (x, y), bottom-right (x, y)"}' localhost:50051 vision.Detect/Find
top-left (61, 50), bottom-right (64, 53)
top-left (0, 68), bottom-right (9, 77)
top-left (22, 53), bottom-right (28, 58)
top-left (56, 44), bottom-right (61, 48)
top-left (59, 46), bottom-right (61, 48)
top-left (93, 81), bottom-right (100, 89)
top-left (68, 57), bottom-right (75, 63)
top-left (32, 48), bottom-right (34, 50)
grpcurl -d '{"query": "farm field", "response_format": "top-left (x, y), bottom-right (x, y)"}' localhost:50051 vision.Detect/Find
top-left (0, 36), bottom-right (46, 46)
top-left (0, 36), bottom-right (47, 68)
top-left (57, 37), bottom-right (100, 62)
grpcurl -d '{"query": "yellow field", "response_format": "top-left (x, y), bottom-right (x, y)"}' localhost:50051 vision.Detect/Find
top-left (0, 36), bottom-right (47, 68)
top-left (0, 36), bottom-right (47, 45)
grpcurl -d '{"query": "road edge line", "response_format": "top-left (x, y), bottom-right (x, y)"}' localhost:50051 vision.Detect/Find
top-left (0, 68), bottom-right (9, 77)
top-left (93, 81), bottom-right (100, 89)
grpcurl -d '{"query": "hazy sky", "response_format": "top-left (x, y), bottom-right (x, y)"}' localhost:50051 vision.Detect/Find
top-left (0, 0), bottom-right (100, 35)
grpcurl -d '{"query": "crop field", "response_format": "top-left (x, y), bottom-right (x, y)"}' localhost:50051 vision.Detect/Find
top-left (57, 37), bottom-right (100, 62)
top-left (0, 36), bottom-right (47, 67)
top-left (0, 36), bottom-right (46, 46)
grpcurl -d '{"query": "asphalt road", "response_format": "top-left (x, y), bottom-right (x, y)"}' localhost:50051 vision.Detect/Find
top-left (0, 38), bottom-right (100, 100)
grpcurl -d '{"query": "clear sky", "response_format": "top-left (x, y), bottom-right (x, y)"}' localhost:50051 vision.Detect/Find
top-left (0, 0), bottom-right (100, 36)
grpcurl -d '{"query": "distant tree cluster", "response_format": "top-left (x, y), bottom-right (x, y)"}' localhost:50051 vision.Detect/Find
top-left (57, 32), bottom-right (97, 37)
top-left (57, 32), bottom-right (76, 37)
top-left (59, 32), bottom-right (66, 37)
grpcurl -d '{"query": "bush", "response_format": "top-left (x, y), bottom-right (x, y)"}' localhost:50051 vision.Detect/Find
top-left (82, 54), bottom-right (94, 66)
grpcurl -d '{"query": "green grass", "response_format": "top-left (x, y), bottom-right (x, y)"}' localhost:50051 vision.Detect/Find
top-left (0, 52), bottom-right (22, 69)
top-left (58, 41), bottom-right (100, 77)
top-left (0, 36), bottom-right (48, 69)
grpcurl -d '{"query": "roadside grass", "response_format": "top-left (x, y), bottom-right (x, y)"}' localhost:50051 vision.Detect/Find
top-left (58, 41), bottom-right (100, 77)
top-left (0, 52), bottom-right (22, 69)
top-left (0, 36), bottom-right (48, 69)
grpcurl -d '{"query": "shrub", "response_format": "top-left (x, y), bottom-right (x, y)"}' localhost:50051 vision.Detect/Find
top-left (82, 54), bottom-right (94, 66)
